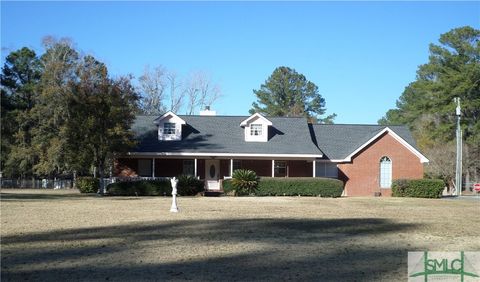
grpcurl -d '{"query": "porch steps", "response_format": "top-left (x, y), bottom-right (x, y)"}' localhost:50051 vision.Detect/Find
top-left (204, 190), bottom-right (223, 197)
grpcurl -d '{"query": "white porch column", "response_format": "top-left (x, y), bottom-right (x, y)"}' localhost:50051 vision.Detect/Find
top-left (312, 160), bottom-right (316, 178)
top-left (272, 160), bottom-right (275, 177)
top-left (230, 159), bottom-right (234, 176)
top-left (194, 158), bottom-right (198, 178)
top-left (152, 158), bottom-right (155, 178)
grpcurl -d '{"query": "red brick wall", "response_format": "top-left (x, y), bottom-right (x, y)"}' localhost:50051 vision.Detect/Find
top-left (288, 160), bottom-right (313, 177)
top-left (338, 132), bottom-right (424, 197)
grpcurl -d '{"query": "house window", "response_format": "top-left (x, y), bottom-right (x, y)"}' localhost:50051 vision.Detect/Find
top-left (250, 124), bottom-right (262, 136)
top-left (233, 160), bottom-right (242, 171)
top-left (163, 123), bottom-right (176, 135)
top-left (138, 159), bottom-right (152, 177)
top-left (380, 156), bottom-right (392, 188)
top-left (183, 160), bottom-right (194, 176)
top-left (315, 162), bottom-right (338, 178)
top-left (231, 160), bottom-right (242, 175)
top-left (274, 161), bottom-right (287, 177)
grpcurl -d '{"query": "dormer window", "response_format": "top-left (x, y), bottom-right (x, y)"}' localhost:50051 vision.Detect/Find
top-left (163, 123), bottom-right (176, 135)
top-left (250, 124), bottom-right (262, 136)
top-left (154, 111), bottom-right (186, 141)
top-left (240, 113), bottom-right (272, 142)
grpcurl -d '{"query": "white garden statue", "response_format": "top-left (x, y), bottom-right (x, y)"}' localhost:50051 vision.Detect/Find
top-left (170, 177), bottom-right (179, 212)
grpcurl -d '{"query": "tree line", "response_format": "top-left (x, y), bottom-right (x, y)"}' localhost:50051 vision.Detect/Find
top-left (379, 26), bottom-right (480, 186)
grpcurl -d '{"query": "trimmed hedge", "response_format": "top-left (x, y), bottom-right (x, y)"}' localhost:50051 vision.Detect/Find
top-left (107, 180), bottom-right (171, 196)
top-left (392, 179), bottom-right (444, 198)
top-left (223, 177), bottom-right (343, 197)
top-left (76, 177), bottom-right (99, 193)
top-left (177, 175), bottom-right (205, 196)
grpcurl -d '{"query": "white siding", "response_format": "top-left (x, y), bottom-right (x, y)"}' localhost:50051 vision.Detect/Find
top-left (244, 116), bottom-right (269, 142)
top-left (157, 115), bottom-right (184, 141)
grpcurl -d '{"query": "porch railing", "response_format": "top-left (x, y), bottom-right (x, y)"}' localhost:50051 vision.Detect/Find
top-left (109, 176), bottom-right (169, 183)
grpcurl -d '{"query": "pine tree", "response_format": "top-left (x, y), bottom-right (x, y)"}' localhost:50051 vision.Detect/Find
top-left (379, 26), bottom-right (480, 184)
top-left (250, 66), bottom-right (335, 123)
top-left (1, 47), bottom-right (42, 178)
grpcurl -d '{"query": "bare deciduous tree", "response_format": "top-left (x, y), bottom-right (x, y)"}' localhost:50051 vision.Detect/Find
top-left (138, 66), bottom-right (221, 115)
top-left (424, 143), bottom-right (456, 187)
top-left (138, 65), bottom-right (166, 115)
top-left (184, 71), bottom-right (221, 115)
top-left (166, 71), bottom-right (183, 112)
top-left (184, 74), bottom-right (200, 115)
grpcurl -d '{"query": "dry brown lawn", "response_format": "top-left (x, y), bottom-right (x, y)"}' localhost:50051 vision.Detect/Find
top-left (1, 189), bottom-right (479, 281)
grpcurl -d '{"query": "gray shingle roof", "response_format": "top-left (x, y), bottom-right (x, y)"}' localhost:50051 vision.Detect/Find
top-left (130, 115), bottom-right (419, 160)
top-left (131, 115), bottom-right (323, 156)
top-left (310, 124), bottom-right (418, 160)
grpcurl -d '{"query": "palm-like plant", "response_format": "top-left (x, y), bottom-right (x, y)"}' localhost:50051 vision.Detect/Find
top-left (231, 169), bottom-right (259, 195)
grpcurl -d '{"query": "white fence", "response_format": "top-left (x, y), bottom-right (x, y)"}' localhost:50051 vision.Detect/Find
top-left (0, 178), bottom-right (74, 189)
top-left (0, 177), bottom-right (171, 190)
top-left (109, 176), bottom-right (169, 182)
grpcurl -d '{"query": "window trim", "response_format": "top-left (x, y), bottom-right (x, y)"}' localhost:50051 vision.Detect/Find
top-left (379, 156), bottom-right (392, 188)
top-left (250, 124), bottom-right (263, 136)
top-left (163, 122), bottom-right (176, 135)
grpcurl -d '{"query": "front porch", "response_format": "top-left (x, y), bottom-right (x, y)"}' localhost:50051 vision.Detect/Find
top-left (114, 157), bottom-right (318, 191)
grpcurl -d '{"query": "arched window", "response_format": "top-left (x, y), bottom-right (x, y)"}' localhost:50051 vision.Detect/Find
top-left (380, 156), bottom-right (392, 188)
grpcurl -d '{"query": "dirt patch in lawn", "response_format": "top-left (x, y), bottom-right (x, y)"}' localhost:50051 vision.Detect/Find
top-left (1, 189), bottom-right (479, 281)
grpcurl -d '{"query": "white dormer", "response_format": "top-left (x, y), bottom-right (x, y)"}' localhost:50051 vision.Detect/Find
top-left (154, 111), bottom-right (186, 141)
top-left (240, 113), bottom-right (273, 142)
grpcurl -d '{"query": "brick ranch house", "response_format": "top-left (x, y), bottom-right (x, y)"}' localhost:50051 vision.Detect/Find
top-left (114, 110), bottom-right (429, 196)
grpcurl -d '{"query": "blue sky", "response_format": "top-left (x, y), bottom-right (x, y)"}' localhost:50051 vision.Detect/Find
top-left (1, 1), bottom-right (479, 124)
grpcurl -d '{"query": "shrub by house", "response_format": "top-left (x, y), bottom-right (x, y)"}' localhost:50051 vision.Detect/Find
top-left (392, 179), bottom-right (444, 198)
top-left (224, 177), bottom-right (343, 197)
top-left (76, 177), bottom-right (99, 193)
top-left (177, 175), bottom-right (204, 196)
top-left (107, 179), bottom-right (171, 196)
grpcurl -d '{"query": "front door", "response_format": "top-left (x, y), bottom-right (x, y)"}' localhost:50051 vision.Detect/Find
top-left (205, 159), bottom-right (220, 190)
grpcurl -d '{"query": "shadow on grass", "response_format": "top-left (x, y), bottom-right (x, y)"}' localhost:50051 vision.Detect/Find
top-left (2, 218), bottom-right (415, 281)
top-left (0, 191), bottom-right (171, 201)
top-left (0, 191), bottom-right (92, 201)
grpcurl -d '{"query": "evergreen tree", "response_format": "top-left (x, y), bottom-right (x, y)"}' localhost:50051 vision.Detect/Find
top-left (1, 47), bottom-right (42, 178)
top-left (250, 66), bottom-right (335, 123)
top-left (379, 26), bottom-right (480, 184)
